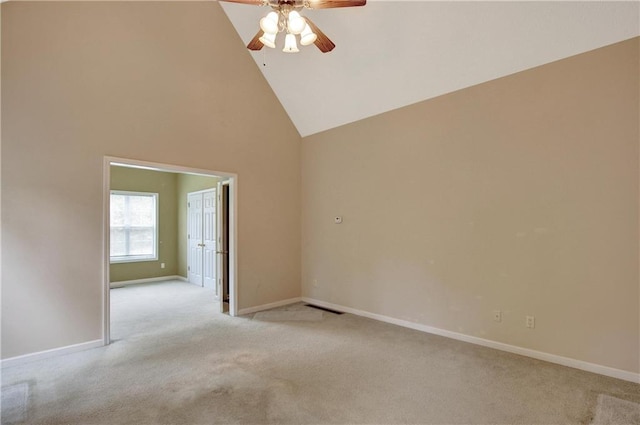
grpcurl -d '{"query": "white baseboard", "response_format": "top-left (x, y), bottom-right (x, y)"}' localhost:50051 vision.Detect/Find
top-left (238, 297), bottom-right (302, 315)
top-left (110, 275), bottom-right (187, 288)
top-left (301, 297), bottom-right (640, 384)
top-left (1, 339), bottom-right (104, 369)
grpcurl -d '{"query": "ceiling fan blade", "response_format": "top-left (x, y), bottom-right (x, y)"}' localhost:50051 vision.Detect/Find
top-left (218, 0), bottom-right (266, 5)
top-left (246, 29), bottom-right (264, 51)
top-left (306, 0), bottom-right (366, 9)
top-left (304, 18), bottom-right (336, 53)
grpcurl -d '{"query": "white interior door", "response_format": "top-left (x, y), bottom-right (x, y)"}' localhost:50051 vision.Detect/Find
top-left (202, 189), bottom-right (217, 295)
top-left (216, 182), bottom-right (224, 313)
top-left (187, 193), bottom-right (203, 286)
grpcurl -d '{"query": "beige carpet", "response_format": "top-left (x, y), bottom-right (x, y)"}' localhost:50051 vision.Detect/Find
top-left (591, 394), bottom-right (640, 425)
top-left (1, 381), bottom-right (30, 423)
top-left (2, 280), bottom-right (639, 424)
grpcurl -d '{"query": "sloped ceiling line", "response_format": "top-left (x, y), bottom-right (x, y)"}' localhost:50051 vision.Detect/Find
top-left (220, 1), bottom-right (640, 137)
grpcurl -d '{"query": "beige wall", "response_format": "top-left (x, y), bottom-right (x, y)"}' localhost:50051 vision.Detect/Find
top-left (302, 38), bottom-right (639, 373)
top-left (110, 166), bottom-right (178, 282)
top-left (176, 173), bottom-right (222, 278)
top-left (1, 2), bottom-right (301, 358)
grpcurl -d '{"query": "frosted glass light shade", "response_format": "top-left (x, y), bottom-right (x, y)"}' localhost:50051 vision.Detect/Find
top-left (260, 12), bottom-right (279, 34)
top-left (288, 11), bottom-right (306, 35)
top-left (283, 33), bottom-right (299, 53)
top-left (259, 32), bottom-right (276, 49)
top-left (299, 23), bottom-right (317, 46)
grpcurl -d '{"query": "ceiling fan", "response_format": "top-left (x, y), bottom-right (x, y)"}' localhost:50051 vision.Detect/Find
top-left (219, 0), bottom-right (367, 53)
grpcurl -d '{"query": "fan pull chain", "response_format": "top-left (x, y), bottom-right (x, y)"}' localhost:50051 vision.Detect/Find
top-left (262, 49), bottom-right (267, 67)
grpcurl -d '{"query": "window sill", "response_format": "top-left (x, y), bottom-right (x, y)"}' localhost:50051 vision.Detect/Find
top-left (110, 257), bottom-right (158, 264)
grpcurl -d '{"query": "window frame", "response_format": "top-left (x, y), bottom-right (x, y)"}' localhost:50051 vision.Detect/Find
top-left (109, 190), bottom-right (159, 264)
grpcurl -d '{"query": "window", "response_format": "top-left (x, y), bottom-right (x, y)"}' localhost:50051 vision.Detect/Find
top-left (110, 191), bottom-right (158, 263)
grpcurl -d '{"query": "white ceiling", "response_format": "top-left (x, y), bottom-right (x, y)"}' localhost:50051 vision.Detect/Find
top-left (220, 1), bottom-right (640, 137)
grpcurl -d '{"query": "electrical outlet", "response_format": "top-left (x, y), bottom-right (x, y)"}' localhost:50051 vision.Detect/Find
top-left (313, 279), bottom-right (318, 288)
top-left (493, 310), bottom-right (502, 322)
top-left (161, 263), bottom-right (165, 269)
top-left (526, 315), bottom-right (535, 329)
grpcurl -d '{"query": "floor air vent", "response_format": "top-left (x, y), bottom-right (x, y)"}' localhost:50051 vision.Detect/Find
top-left (305, 304), bottom-right (344, 315)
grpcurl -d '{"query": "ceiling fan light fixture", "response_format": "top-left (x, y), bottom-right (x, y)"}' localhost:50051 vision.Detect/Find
top-left (260, 11), bottom-right (279, 34)
top-left (287, 11), bottom-right (307, 35)
top-left (259, 32), bottom-right (277, 48)
top-left (299, 23), bottom-right (317, 46)
top-left (283, 33), bottom-right (300, 53)
top-left (220, 0), bottom-right (367, 54)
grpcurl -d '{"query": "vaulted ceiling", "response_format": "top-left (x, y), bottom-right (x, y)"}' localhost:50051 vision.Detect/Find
top-left (220, 1), bottom-right (639, 137)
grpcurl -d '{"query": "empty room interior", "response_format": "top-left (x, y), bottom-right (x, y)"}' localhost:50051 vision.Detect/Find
top-left (1, 1), bottom-right (639, 424)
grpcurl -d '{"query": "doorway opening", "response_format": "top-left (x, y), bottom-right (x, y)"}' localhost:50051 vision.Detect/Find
top-left (102, 157), bottom-right (238, 345)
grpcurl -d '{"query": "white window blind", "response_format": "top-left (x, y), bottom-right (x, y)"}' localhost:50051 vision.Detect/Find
top-left (110, 191), bottom-right (158, 263)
